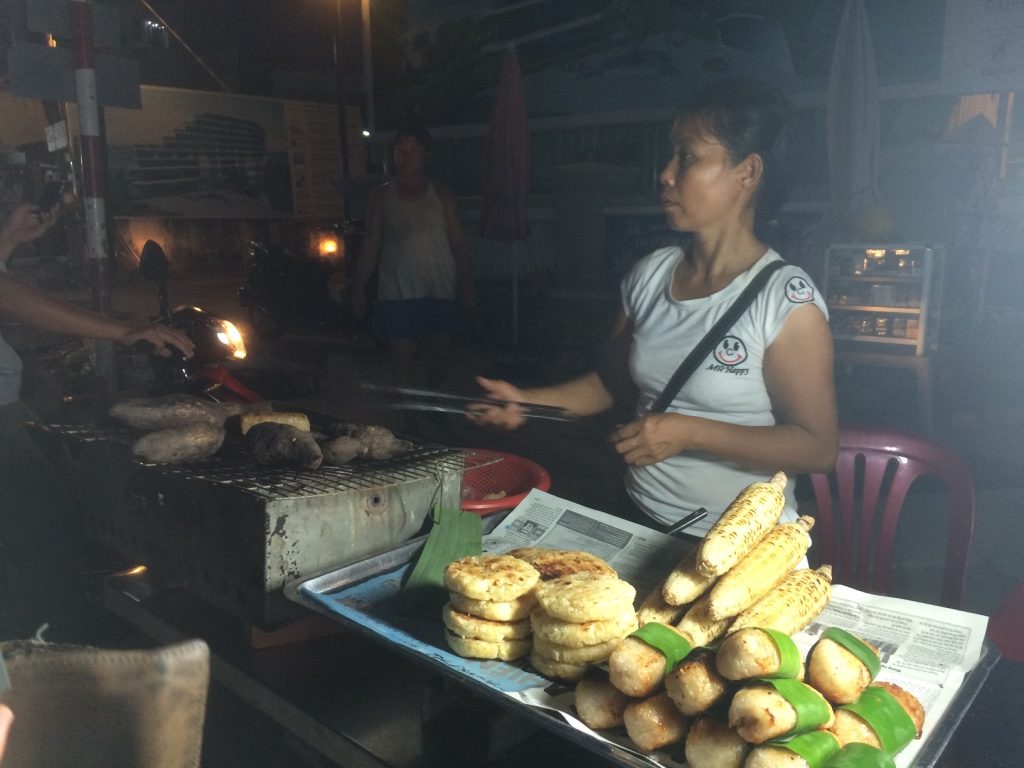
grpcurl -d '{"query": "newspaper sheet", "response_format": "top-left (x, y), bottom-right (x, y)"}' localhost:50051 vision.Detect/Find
top-left (300, 489), bottom-right (989, 768)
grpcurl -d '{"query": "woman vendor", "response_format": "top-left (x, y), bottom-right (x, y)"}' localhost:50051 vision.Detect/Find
top-left (471, 78), bottom-right (838, 534)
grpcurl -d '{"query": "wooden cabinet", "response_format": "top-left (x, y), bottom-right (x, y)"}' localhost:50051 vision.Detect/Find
top-left (822, 243), bottom-right (943, 357)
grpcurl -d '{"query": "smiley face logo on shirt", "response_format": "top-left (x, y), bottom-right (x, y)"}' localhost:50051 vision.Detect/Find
top-left (785, 277), bottom-right (815, 303)
top-left (714, 336), bottom-right (748, 366)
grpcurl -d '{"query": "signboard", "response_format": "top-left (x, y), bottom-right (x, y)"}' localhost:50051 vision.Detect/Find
top-left (284, 102), bottom-right (352, 218)
top-left (7, 44), bottom-right (141, 109)
top-left (10, 1), bottom-right (139, 108)
top-left (90, 86), bottom-right (348, 219)
top-left (942, 0), bottom-right (1024, 92)
top-left (25, 0), bottom-right (121, 47)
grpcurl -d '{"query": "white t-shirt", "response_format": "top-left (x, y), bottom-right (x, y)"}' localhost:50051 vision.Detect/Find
top-left (620, 246), bottom-right (828, 535)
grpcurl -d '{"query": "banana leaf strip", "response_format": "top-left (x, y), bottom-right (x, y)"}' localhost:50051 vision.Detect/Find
top-left (761, 678), bottom-right (834, 733)
top-left (841, 686), bottom-right (916, 755)
top-left (823, 742), bottom-right (897, 768)
top-left (822, 627), bottom-right (881, 680)
top-left (400, 506), bottom-right (482, 616)
top-left (761, 627), bottom-right (803, 678)
top-left (630, 623), bottom-right (693, 675)
top-left (769, 730), bottom-right (841, 767)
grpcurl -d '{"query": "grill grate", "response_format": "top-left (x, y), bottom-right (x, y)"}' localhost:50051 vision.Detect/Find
top-left (37, 422), bottom-right (474, 501)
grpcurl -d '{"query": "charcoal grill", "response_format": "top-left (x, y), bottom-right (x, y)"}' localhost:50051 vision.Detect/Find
top-left (35, 423), bottom-right (472, 628)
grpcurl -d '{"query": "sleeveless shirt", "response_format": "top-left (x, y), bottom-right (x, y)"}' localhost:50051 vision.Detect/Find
top-left (376, 182), bottom-right (456, 301)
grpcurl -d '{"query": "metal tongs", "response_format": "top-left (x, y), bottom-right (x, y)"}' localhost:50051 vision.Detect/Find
top-left (664, 507), bottom-right (708, 537)
top-left (361, 384), bottom-right (576, 422)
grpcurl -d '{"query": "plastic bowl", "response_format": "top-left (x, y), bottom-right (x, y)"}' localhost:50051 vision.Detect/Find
top-left (460, 449), bottom-right (551, 515)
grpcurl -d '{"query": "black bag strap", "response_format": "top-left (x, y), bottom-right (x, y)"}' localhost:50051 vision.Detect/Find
top-left (651, 259), bottom-right (788, 413)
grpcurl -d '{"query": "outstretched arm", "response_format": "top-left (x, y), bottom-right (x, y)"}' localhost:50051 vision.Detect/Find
top-left (470, 313), bottom-right (632, 429)
top-left (0, 274), bottom-right (194, 357)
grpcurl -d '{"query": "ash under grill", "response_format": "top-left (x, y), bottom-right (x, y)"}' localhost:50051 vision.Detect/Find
top-left (37, 422), bottom-right (474, 628)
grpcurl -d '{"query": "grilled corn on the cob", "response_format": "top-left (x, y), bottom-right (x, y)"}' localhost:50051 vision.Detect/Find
top-left (727, 565), bottom-right (833, 636)
top-left (697, 472), bottom-right (788, 578)
top-left (637, 582), bottom-right (689, 626)
top-left (675, 592), bottom-right (733, 648)
top-left (662, 548), bottom-right (717, 606)
top-left (705, 516), bottom-right (815, 622)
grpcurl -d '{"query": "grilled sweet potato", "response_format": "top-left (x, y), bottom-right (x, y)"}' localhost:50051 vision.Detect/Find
top-left (132, 422), bottom-right (225, 464)
top-left (246, 422), bottom-right (323, 470)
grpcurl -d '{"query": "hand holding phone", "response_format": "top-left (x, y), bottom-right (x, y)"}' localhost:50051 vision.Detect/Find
top-left (37, 181), bottom-right (66, 213)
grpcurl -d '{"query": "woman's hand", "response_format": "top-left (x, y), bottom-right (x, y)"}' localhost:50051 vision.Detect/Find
top-left (0, 203), bottom-right (58, 264)
top-left (611, 412), bottom-right (691, 466)
top-left (466, 375), bottom-right (530, 430)
top-left (119, 323), bottom-right (195, 359)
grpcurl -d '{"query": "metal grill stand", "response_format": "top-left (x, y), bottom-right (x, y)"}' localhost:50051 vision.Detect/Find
top-left (37, 423), bottom-right (470, 629)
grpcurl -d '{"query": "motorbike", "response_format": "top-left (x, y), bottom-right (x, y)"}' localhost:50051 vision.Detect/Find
top-left (238, 220), bottom-right (373, 339)
top-left (123, 240), bottom-right (263, 403)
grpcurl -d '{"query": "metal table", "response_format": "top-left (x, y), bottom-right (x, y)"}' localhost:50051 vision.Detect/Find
top-left (285, 538), bottom-right (1001, 768)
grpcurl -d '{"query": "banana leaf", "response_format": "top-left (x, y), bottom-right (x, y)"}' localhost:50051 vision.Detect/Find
top-left (399, 505), bottom-right (482, 617)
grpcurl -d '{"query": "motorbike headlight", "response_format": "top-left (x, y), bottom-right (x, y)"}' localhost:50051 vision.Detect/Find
top-left (216, 320), bottom-right (247, 360)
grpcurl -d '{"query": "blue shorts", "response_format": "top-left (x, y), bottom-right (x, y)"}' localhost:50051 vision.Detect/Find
top-left (374, 298), bottom-right (459, 340)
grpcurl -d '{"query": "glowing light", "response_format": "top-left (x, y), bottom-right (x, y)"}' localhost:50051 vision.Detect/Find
top-left (121, 565), bottom-right (148, 577)
top-left (218, 320), bottom-right (247, 359)
top-left (318, 236), bottom-right (339, 257)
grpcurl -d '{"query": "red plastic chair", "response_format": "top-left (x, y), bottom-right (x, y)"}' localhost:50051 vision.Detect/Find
top-left (986, 581), bottom-right (1024, 662)
top-left (806, 425), bottom-right (976, 608)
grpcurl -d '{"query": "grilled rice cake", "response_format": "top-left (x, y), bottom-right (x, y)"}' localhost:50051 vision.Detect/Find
top-left (441, 603), bottom-right (531, 642)
top-left (531, 634), bottom-right (623, 664)
top-left (506, 547), bottom-right (616, 580)
top-left (534, 572), bottom-right (637, 622)
top-left (444, 554), bottom-right (541, 601)
top-left (529, 650), bottom-right (588, 682)
top-left (530, 606), bottom-right (639, 647)
top-left (445, 630), bottom-right (531, 661)
top-left (448, 590), bottom-right (538, 622)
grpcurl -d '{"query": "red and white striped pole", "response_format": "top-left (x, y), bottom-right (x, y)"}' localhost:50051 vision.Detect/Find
top-left (70, 0), bottom-right (111, 314)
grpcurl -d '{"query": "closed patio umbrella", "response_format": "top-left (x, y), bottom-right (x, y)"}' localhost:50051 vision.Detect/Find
top-left (826, 0), bottom-right (881, 235)
top-left (480, 47), bottom-right (530, 347)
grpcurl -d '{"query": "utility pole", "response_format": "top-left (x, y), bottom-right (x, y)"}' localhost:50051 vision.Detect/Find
top-left (334, 0), bottom-right (350, 217)
top-left (361, 0), bottom-right (373, 136)
top-left (70, 0), bottom-right (116, 398)
top-left (70, 0), bottom-right (110, 314)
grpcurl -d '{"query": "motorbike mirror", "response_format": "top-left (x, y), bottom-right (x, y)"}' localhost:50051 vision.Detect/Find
top-left (139, 240), bottom-right (169, 282)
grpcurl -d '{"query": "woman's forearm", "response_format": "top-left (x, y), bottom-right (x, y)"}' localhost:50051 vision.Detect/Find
top-left (522, 371), bottom-right (615, 418)
top-left (681, 416), bottom-right (837, 475)
top-left (0, 275), bottom-right (130, 342)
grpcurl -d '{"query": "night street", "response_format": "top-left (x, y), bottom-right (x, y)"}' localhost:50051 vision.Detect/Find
top-left (3, 1), bottom-right (1024, 767)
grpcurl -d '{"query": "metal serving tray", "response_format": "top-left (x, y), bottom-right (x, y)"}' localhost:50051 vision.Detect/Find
top-left (286, 538), bottom-right (667, 768)
top-left (286, 542), bottom-right (1000, 768)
